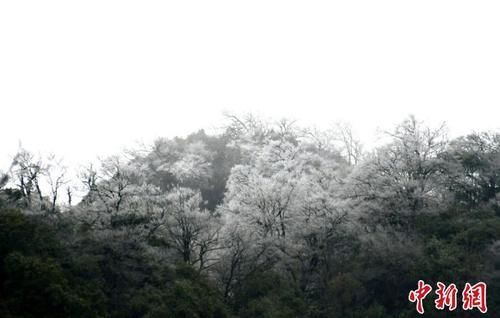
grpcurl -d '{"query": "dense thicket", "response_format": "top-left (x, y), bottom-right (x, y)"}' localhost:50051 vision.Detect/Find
top-left (1, 115), bottom-right (499, 317)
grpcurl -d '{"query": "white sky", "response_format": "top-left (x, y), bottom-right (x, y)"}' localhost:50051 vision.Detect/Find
top-left (1, 1), bottom-right (500, 171)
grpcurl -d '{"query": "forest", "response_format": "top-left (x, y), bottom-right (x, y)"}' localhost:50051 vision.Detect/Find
top-left (0, 114), bottom-right (499, 317)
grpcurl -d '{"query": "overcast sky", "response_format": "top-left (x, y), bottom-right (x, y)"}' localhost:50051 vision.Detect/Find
top-left (1, 1), bottom-right (500, 170)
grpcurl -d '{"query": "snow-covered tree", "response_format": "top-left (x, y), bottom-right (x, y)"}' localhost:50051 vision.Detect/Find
top-left (161, 187), bottom-right (223, 270)
top-left (10, 148), bottom-right (47, 209)
top-left (347, 116), bottom-right (448, 230)
top-left (219, 120), bottom-right (353, 294)
top-left (442, 132), bottom-right (500, 207)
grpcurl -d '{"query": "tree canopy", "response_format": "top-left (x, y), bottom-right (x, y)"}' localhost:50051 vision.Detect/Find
top-left (1, 115), bottom-right (499, 317)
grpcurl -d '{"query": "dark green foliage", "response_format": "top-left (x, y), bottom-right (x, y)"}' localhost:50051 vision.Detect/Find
top-left (0, 206), bottom-right (228, 318)
top-left (0, 208), bottom-right (100, 317)
top-left (109, 264), bottom-right (227, 318)
top-left (234, 271), bottom-right (306, 318)
top-left (2, 252), bottom-right (94, 318)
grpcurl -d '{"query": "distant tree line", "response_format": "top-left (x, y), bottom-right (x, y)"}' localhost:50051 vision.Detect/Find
top-left (0, 114), bottom-right (499, 317)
